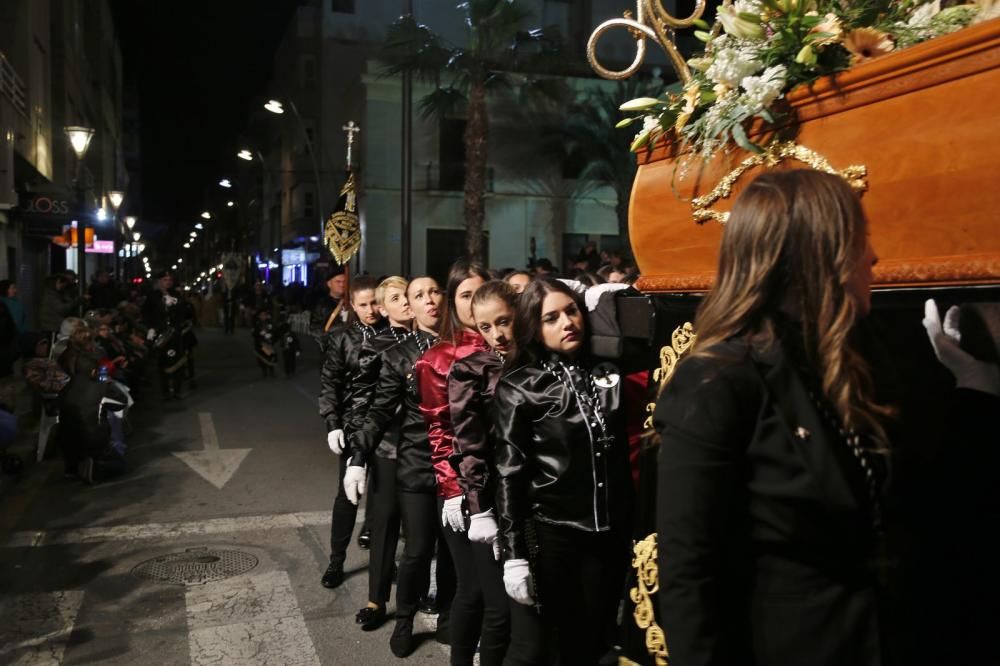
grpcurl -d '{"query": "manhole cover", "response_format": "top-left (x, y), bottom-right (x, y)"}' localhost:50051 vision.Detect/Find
top-left (132, 548), bottom-right (259, 586)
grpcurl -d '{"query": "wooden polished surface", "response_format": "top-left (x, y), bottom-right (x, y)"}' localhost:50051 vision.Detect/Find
top-left (630, 18), bottom-right (1000, 293)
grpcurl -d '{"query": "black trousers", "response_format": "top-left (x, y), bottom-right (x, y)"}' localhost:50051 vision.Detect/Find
top-left (328, 452), bottom-right (371, 566)
top-left (534, 522), bottom-right (628, 666)
top-left (441, 522), bottom-right (510, 666)
top-left (505, 597), bottom-right (547, 666)
top-left (367, 455), bottom-right (400, 605)
top-left (395, 490), bottom-right (455, 621)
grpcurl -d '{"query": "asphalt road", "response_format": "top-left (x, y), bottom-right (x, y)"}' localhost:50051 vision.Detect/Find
top-left (0, 328), bottom-right (451, 665)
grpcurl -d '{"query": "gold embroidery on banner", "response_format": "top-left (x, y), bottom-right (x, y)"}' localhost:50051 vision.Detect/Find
top-left (643, 322), bottom-right (697, 430)
top-left (325, 172), bottom-right (362, 265)
top-left (691, 141), bottom-right (868, 225)
top-left (630, 533), bottom-right (669, 665)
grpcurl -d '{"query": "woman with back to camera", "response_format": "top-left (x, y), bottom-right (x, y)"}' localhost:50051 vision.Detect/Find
top-left (414, 260), bottom-right (501, 665)
top-left (493, 277), bottom-right (632, 665)
top-left (653, 169), bottom-right (889, 665)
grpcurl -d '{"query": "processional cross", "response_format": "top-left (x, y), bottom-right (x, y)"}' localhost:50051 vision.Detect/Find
top-left (342, 121), bottom-right (360, 169)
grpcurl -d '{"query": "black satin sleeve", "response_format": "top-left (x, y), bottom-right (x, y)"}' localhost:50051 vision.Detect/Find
top-left (449, 352), bottom-right (502, 515)
top-left (492, 376), bottom-right (534, 561)
top-left (317, 329), bottom-right (347, 432)
top-left (347, 346), bottom-right (405, 467)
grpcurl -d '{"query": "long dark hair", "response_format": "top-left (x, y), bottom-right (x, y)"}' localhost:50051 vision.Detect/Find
top-left (439, 259), bottom-right (492, 345)
top-left (692, 169), bottom-right (892, 446)
top-left (506, 277), bottom-right (585, 369)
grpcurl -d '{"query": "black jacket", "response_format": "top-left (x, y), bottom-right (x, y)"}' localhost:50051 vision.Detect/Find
top-left (318, 321), bottom-right (381, 433)
top-left (348, 329), bottom-right (437, 491)
top-left (492, 353), bottom-right (631, 561)
top-left (449, 350), bottom-right (503, 515)
top-left (309, 293), bottom-right (343, 345)
top-left (653, 336), bottom-right (882, 666)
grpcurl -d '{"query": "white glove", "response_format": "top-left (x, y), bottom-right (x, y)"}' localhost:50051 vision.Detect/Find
top-left (343, 465), bottom-right (367, 505)
top-left (468, 510), bottom-right (500, 560)
top-left (146, 328), bottom-right (156, 341)
top-left (503, 559), bottom-right (535, 606)
top-left (441, 496), bottom-right (466, 533)
top-left (923, 299), bottom-right (1000, 397)
top-left (327, 429), bottom-right (345, 454)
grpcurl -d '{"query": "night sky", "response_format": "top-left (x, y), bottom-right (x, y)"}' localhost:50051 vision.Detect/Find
top-left (110, 2), bottom-right (297, 244)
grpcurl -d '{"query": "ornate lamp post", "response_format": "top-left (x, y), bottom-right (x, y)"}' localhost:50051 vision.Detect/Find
top-left (64, 126), bottom-right (95, 312)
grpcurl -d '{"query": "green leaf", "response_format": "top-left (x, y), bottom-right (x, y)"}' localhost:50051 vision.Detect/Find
top-left (731, 123), bottom-right (763, 154)
top-left (694, 30), bottom-right (712, 42)
top-left (804, 31), bottom-right (836, 44)
top-left (692, 18), bottom-right (710, 30)
top-left (615, 117), bottom-right (637, 129)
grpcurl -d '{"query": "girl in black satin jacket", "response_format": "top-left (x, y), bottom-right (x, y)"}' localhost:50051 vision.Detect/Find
top-left (492, 277), bottom-right (631, 666)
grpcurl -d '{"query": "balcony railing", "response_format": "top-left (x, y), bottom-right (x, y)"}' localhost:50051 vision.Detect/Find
top-left (0, 51), bottom-right (27, 117)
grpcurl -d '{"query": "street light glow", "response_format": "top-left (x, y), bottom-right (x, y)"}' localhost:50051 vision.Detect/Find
top-left (177, 258), bottom-right (183, 263)
top-left (183, 242), bottom-right (191, 249)
top-left (264, 100), bottom-right (284, 114)
top-left (227, 201), bottom-right (234, 207)
top-left (238, 149), bottom-right (253, 161)
top-left (201, 211), bottom-right (211, 219)
top-left (219, 179), bottom-right (232, 188)
top-left (96, 207), bottom-right (107, 221)
top-left (64, 126), bottom-right (95, 159)
top-left (108, 190), bottom-right (125, 210)
top-left (132, 232), bottom-right (141, 241)
top-left (190, 231), bottom-right (198, 237)
top-left (195, 223), bottom-right (204, 230)
top-left (125, 216), bottom-right (137, 230)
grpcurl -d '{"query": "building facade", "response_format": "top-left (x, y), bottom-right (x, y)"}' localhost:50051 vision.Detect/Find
top-left (0, 0), bottom-right (125, 326)
top-left (258, 0), bottom-right (673, 282)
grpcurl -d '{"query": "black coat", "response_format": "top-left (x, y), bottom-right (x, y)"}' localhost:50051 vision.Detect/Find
top-left (492, 354), bottom-right (631, 561)
top-left (653, 337), bottom-right (882, 666)
top-left (318, 321), bottom-right (380, 433)
top-left (344, 326), bottom-right (410, 459)
top-left (347, 329), bottom-right (437, 492)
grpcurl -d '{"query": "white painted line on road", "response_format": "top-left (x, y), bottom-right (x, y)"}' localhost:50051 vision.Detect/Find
top-left (0, 590), bottom-right (84, 664)
top-left (199, 412), bottom-right (220, 451)
top-left (3, 510), bottom-right (334, 548)
top-left (186, 570), bottom-right (320, 665)
top-left (173, 412), bottom-right (251, 489)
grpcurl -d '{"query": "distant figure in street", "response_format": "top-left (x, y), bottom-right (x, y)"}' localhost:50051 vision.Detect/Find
top-left (276, 306), bottom-right (301, 376)
top-left (0, 280), bottom-right (26, 333)
top-left (39, 273), bottom-right (80, 332)
top-left (310, 266), bottom-right (348, 348)
top-left (252, 308), bottom-right (277, 378)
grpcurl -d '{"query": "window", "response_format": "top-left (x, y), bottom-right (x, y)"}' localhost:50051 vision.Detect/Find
top-left (304, 191), bottom-right (315, 219)
top-left (439, 118), bottom-right (466, 191)
top-left (331, 0), bottom-right (355, 13)
top-left (301, 56), bottom-right (316, 90)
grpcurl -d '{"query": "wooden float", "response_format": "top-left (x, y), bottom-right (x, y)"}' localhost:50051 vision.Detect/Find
top-left (628, 18), bottom-right (1000, 293)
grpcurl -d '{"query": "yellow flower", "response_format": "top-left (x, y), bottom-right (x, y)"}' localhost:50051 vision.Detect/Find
top-left (674, 84), bottom-right (701, 133)
top-left (843, 27), bottom-right (894, 65)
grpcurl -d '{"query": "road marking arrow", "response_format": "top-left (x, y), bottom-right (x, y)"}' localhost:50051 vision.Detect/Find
top-left (173, 412), bottom-right (250, 489)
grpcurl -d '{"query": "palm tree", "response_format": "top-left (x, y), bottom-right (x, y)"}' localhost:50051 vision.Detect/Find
top-left (381, 1), bottom-right (562, 262)
top-left (560, 78), bottom-right (667, 249)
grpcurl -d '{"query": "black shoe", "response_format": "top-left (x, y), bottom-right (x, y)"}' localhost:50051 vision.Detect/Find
top-left (357, 526), bottom-right (371, 550)
top-left (355, 605), bottom-right (386, 631)
top-left (321, 562), bottom-right (344, 589)
top-left (435, 612), bottom-right (450, 645)
top-left (417, 594), bottom-right (438, 615)
top-left (389, 618), bottom-right (414, 658)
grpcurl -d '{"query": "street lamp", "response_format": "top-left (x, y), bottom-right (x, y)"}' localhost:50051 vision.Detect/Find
top-left (195, 223), bottom-right (204, 230)
top-left (219, 178), bottom-right (232, 188)
top-left (133, 232), bottom-right (141, 242)
top-left (125, 216), bottom-right (137, 230)
top-left (201, 211), bottom-right (211, 219)
top-left (264, 99), bottom-right (284, 115)
top-left (237, 149), bottom-right (253, 161)
top-left (64, 125), bottom-right (95, 311)
top-left (108, 190), bottom-right (125, 210)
